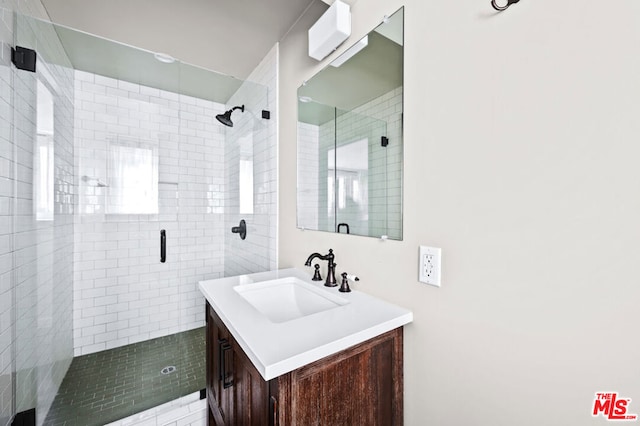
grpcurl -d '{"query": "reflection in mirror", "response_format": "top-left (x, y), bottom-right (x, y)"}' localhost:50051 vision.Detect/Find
top-left (334, 109), bottom-right (386, 237)
top-left (297, 7), bottom-right (403, 240)
top-left (331, 139), bottom-right (368, 236)
top-left (329, 139), bottom-right (368, 231)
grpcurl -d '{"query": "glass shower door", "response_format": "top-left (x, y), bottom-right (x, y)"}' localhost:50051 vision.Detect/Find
top-left (12, 13), bottom-right (76, 425)
top-left (12, 13), bottom-right (199, 425)
top-left (0, 6), bottom-right (14, 424)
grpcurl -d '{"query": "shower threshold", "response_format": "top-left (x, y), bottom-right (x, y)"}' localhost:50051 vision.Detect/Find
top-left (104, 391), bottom-right (206, 426)
top-left (44, 327), bottom-right (205, 425)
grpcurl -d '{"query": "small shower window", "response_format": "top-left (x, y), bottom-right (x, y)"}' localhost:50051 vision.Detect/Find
top-left (106, 139), bottom-right (158, 214)
top-left (239, 159), bottom-right (254, 215)
top-left (35, 79), bottom-right (55, 221)
top-left (238, 133), bottom-right (254, 215)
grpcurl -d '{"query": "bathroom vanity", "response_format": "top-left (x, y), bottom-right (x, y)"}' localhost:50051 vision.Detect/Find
top-left (199, 268), bottom-right (413, 425)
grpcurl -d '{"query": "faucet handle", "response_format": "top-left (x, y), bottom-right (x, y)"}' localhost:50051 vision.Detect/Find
top-left (339, 272), bottom-right (351, 293)
top-left (339, 273), bottom-right (359, 293)
top-left (312, 264), bottom-right (323, 281)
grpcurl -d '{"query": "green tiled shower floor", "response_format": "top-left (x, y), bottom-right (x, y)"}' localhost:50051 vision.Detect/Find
top-left (44, 327), bottom-right (205, 425)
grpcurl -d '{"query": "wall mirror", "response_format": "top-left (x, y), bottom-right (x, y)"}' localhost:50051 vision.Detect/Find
top-left (297, 7), bottom-right (403, 240)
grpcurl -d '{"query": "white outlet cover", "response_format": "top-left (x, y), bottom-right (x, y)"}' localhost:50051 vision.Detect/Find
top-left (419, 246), bottom-right (441, 287)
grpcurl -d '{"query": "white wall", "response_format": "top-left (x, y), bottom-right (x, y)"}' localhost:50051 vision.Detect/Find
top-left (73, 70), bottom-right (226, 355)
top-left (279, 1), bottom-right (640, 425)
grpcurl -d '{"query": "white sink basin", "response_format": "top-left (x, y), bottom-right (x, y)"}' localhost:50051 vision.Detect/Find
top-left (234, 277), bottom-right (349, 323)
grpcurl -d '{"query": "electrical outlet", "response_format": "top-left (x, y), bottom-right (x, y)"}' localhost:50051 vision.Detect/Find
top-left (419, 246), bottom-right (441, 287)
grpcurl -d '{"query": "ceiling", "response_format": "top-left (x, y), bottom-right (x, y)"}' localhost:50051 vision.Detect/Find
top-left (50, 23), bottom-right (245, 104)
top-left (40, 0), bottom-right (328, 80)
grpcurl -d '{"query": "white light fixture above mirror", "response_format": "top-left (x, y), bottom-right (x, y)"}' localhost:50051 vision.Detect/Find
top-left (330, 35), bottom-right (368, 67)
top-left (308, 0), bottom-right (351, 61)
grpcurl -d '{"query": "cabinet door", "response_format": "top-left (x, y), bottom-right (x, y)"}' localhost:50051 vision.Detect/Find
top-left (207, 305), bottom-right (235, 425)
top-left (283, 328), bottom-right (403, 425)
top-left (229, 337), bottom-right (271, 425)
top-left (207, 303), bottom-right (271, 426)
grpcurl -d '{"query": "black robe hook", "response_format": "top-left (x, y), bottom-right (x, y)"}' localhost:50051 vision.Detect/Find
top-left (491, 0), bottom-right (520, 11)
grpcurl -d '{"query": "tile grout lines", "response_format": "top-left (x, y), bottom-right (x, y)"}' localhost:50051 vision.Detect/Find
top-left (44, 327), bottom-right (205, 426)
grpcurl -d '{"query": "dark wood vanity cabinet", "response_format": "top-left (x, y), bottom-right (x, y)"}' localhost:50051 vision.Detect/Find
top-left (206, 303), bottom-right (404, 425)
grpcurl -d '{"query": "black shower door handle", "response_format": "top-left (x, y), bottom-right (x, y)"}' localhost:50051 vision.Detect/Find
top-left (160, 230), bottom-right (166, 263)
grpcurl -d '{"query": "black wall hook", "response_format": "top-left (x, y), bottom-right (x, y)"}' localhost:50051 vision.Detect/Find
top-left (491, 0), bottom-right (520, 11)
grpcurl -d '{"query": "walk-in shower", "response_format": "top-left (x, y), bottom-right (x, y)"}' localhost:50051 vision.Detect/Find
top-left (0, 10), bottom-right (277, 426)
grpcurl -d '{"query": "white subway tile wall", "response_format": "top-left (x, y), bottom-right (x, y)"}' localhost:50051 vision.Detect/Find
top-left (296, 122), bottom-right (319, 230)
top-left (73, 70), bottom-right (227, 356)
top-left (317, 119), bottom-right (333, 233)
top-left (224, 44), bottom-right (278, 276)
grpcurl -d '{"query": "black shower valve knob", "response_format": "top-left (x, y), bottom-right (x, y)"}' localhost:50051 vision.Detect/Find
top-left (231, 219), bottom-right (247, 240)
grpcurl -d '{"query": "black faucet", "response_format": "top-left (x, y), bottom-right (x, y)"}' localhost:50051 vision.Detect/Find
top-left (304, 249), bottom-right (337, 287)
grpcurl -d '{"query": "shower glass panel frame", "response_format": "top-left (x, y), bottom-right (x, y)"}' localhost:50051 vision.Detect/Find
top-left (11, 12), bottom-right (273, 425)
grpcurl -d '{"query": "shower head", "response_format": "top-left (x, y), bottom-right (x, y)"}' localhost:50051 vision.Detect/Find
top-left (216, 105), bottom-right (245, 127)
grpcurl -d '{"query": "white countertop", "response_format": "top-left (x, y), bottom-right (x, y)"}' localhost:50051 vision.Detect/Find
top-left (198, 268), bottom-right (413, 381)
